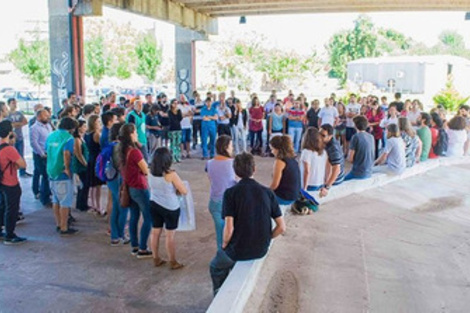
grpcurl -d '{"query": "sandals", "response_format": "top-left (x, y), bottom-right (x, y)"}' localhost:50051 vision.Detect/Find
top-left (153, 258), bottom-right (167, 267)
top-left (170, 261), bottom-right (184, 270)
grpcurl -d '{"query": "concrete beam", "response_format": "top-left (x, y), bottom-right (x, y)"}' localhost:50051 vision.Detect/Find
top-left (103, 0), bottom-right (218, 35)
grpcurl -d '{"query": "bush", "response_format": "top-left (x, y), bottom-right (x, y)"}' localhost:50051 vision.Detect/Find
top-left (433, 79), bottom-right (469, 112)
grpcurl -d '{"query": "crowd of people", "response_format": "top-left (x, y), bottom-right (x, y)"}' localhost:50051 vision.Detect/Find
top-left (0, 88), bottom-right (469, 294)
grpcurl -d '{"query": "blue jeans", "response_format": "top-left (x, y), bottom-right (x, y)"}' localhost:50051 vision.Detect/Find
top-left (32, 153), bottom-right (51, 205)
top-left (129, 187), bottom-right (152, 251)
top-left (209, 199), bottom-right (224, 249)
top-left (15, 139), bottom-right (25, 175)
top-left (108, 177), bottom-right (129, 240)
top-left (202, 121), bottom-right (216, 158)
top-left (210, 249), bottom-right (236, 295)
top-left (288, 127), bottom-right (303, 153)
top-left (306, 185), bottom-right (323, 191)
top-left (344, 171), bottom-right (371, 181)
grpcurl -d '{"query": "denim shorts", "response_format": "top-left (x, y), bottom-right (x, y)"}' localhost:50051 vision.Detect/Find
top-left (50, 179), bottom-right (74, 208)
top-left (181, 128), bottom-right (192, 143)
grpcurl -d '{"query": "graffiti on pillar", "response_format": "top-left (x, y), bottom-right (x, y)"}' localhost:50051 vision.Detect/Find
top-left (52, 52), bottom-right (70, 101)
top-left (178, 69), bottom-right (190, 98)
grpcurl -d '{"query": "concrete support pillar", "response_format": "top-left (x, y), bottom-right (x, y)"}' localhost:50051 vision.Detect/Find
top-left (48, 0), bottom-right (85, 114)
top-left (175, 26), bottom-right (207, 100)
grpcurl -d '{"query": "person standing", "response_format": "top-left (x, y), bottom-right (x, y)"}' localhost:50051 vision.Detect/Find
top-left (146, 104), bottom-right (162, 158)
top-left (72, 120), bottom-right (90, 212)
top-left (0, 120), bottom-right (27, 244)
top-left (366, 100), bottom-right (385, 159)
top-left (157, 96), bottom-right (170, 148)
top-left (6, 98), bottom-right (30, 177)
top-left (345, 116), bottom-right (375, 181)
top-left (231, 99), bottom-right (247, 155)
top-left (390, 92), bottom-right (405, 113)
top-left (206, 135), bottom-right (236, 249)
top-left (286, 99), bottom-right (305, 153)
top-left (318, 98), bottom-right (339, 127)
top-left (209, 152), bottom-right (286, 295)
top-left (216, 100), bottom-right (232, 137)
top-left (345, 94), bottom-right (361, 155)
top-left (179, 97), bottom-right (193, 159)
top-left (168, 99), bottom-right (183, 163)
top-left (30, 109), bottom-right (53, 206)
top-left (201, 97), bottom-right (218, 160)
top-left (191, 92), bottom-right (204, 149)
top-left (118, 123), bottom-right (152, 258)
top-left (84, 115), bottom-right (104, 215)
top-left (127, 100), bottom-right (148, 162)
top-left (46, 117), bottom-right (79, 236)
top-left (306, 99), bottom-right (321, 128)
top-left (248, 97), bottom-right (264, 155)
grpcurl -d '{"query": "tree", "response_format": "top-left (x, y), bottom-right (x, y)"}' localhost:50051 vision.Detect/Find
top-left (135, 34), bottom-right (162, 83)
top-left (84, 35), bottom-right (110, 86)
top-left (327, 15), bottom-right (379, 84)
top-left (433, 77), bottom-right (469, 112)
top-left (439, 31), bottom-right (465, 50)
top-left (9, 38), bottom-right (50, 92)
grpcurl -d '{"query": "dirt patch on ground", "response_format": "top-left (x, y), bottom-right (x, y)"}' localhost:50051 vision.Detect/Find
top-left (413, 196), bottom-right (464, 213)
top-left (259, 270), bottom-right (299, 313)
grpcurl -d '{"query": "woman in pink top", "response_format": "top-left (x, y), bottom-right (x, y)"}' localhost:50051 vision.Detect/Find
top-left (249, 97), bottom-right (264, 155)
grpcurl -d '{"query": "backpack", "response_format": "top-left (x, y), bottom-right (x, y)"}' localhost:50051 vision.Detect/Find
top-left (433, 128), bottom-right (448, 156)
top-left (95, 142), bottom-right (118, 182)
top-left (0, 143), bottom-right (12, 184)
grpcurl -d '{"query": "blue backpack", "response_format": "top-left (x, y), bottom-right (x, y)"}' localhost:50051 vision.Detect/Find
top-left (95, 142), bottom-right (118, 182)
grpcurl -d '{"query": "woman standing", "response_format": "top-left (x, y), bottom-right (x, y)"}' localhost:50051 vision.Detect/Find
top-left (206, 135), bottom-right (236, 249)
top-left (300, 127), bottom-right (328, 191)
top-left (335, 102), bottom-right (347, 153)
top-left (248, 97), bottom-right (264, 155)
top-left (72, 120), bottom-right (89, 212)
top-left (149, 147), bottom-right (187, 269)
top-left (287, 99), bottom-right (305, 153)
top-left (118, 124), bottom-right (152, 258)
top-left (168, 99), bottom-right (183, 163)
top-left (269, 135), bottom-right (301, 211)
top-left (268, 103), bottom-right (286, 137)
top-left (231, 99), bottom-right (247, 155)
top-left (366, 100), bottom-right (385, 159)
top-left (84, 114), bottom-right (104, 215)
top-left (108, 123), bottom-right (129, 246)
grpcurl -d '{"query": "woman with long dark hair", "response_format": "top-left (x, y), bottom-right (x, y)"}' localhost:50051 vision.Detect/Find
top-left (84, 114), bottom-right (104, 215)
top-left (118, 123), bottom-right (152, 258)
top-left (206, 135), bottom-right (236, 249)
top-left (366, 100), bottom-right (385, 159)
top-left (72, 120), bottom-right (89, 212)
top-left (248, 97), bottom-right (264, 155)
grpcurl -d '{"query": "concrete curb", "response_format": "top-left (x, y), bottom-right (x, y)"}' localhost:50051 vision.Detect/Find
top-left (206, 156), bottom-right (470, 313)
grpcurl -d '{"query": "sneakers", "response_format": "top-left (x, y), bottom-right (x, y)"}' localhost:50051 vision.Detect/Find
top-left (20, 172), bottom-right (33, 178)
top-left (110, 239), bottom-right (120, 247)
top-left (136, 250), bottom-right (153, 259)
top-left (122, 237), bottom-right (130, 245)
top-left (4, 235), bottom-right (27, 245)
top-left (131, 248), bottom-right (139, 256)
top-left (59, 228), bottom-right (79, 236)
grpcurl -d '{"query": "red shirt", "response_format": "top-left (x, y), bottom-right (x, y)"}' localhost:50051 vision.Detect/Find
top-left (429, 127), bottom-right (439, 159)
top-left (249, 106), bottom-right (264, 131)
top-left (0, 145), bottom-right (20, 187)
top-left (123, 148), bottom-right (148, 189)
top-left (366, 110), bottom-right (384, 140)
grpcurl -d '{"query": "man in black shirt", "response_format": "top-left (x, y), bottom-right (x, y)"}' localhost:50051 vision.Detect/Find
top-left (390, 92), bottom-right (404, 113)
top-left (209, 152), bottom-right (286, 295)
top-left (157, 93), bottom-right (170, 147)
top-left (319, 124), bottom-right (345, 197)
top-left (306, 99), bottom-right (321, 128)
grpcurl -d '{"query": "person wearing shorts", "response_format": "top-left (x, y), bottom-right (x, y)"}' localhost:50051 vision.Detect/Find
top-left (148, 147), bottom-right (188, 270)
top-left (46, 117), bottom-right (79, 236)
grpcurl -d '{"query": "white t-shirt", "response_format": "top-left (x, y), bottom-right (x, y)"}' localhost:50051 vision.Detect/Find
top-left (446, 129), bottom-right (467, 157)
top-left (300, 149), bottom-right (328, 187)
top-left (346, 103), bottom-right (361, 128)
top-left (179, 105), bottom-right (193, 129)
top-left (318, 106), bottom-right (338, 126)
top-left (380, 116), bottom-right (398, 128)
top-left (383, 137), bottom-right (406, 174)
top-left (407, 110), bottom-right (421, 125)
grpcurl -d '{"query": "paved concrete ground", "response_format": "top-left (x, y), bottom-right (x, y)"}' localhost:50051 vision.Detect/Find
top-left (245, 163), bottom-right (470, 313)
top-left (0, 150), bottom-right (274, 313)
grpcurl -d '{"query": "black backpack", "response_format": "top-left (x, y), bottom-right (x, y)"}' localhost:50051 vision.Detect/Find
top-left (433, 128), bottom-right (448, 156)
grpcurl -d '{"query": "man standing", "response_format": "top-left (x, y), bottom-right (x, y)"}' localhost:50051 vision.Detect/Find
top-left (345, 116), bottom-right (374, 181)
top-left (6, 98), bottom-right (30, 177)
top-left (143, 93), bottom-right (155, 115)
top-left (100, 111), bottom-right (117, 149)
top-left (390, 92), bottom-right (404, 113)
top-left (127, 100), bottom-right (148, 161)
top-left (209, 152), bottom-right (286, 294)
top-left (30, 109), bottom-right (53, 205)
top-left (157, 94), bottom-right (170, 147)
top-left (318, 97), bottom-right (339, 127)
top-left (46, 117), bottom-right (79, 236)
top-left (0, 120), bottom-right (27, 244)
top-left (345, 94), bottom-right (361, 154)
top-left (306, 99), bottom-right (321, 128)
top-left (191, 92), bottom-right (204, 149)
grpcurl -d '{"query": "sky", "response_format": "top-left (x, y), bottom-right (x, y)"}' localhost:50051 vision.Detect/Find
top-left (1, 1), bottom-right (470, 59)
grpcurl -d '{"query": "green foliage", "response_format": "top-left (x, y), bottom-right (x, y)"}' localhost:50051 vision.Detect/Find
top-left (84, 35), bottom-right (110, 86)
top-left (439, 31), bottom-right (465, 50)
top-left (9, 38), bottom-right (50, 89)
top-left (327, 15), bottom-right (379, 84)
top-left (135, 34), bottom-right (163, 83)
top-left (433, 78), bottom-right (469, 112)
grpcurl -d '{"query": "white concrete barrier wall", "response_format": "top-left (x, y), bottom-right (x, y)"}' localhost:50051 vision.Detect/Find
top-left (206, 156), bottom-right (470, 313)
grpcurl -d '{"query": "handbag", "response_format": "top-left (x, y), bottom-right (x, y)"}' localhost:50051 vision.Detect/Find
top-left (291, 190), bottom-right (319, 215)
top-left (119, 149), bottom-right (132, 208)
